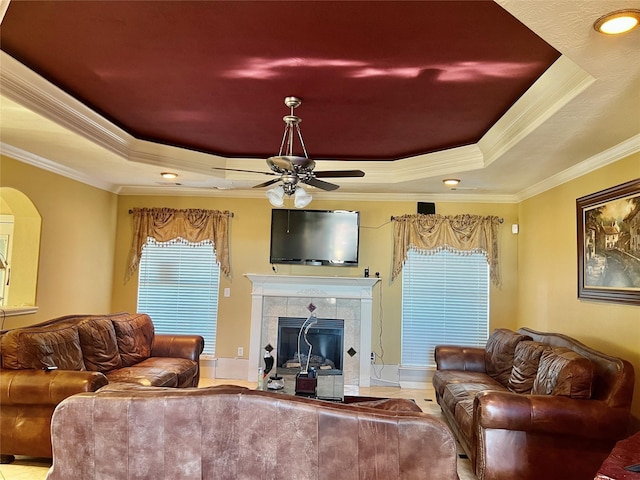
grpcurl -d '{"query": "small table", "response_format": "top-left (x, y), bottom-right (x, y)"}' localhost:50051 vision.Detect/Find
top-left (264, 372), bottom-right (344, 401)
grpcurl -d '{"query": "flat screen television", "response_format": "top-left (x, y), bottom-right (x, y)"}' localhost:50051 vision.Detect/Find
top-left (270, 209), bottom-right (360, 266)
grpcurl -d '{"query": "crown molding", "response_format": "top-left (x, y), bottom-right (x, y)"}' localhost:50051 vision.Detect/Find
top-left (0, 49), bottom-right (584, 190)
top-left (0, 143), bottom-right (119, 192)
top-left (118, 183), bottom-right (519, 203)
top-left (516, 133), bottom-right (640, 201)
top-left (479, 55), bottom-right (595, 164)
top-left (0, 52), bottom-right (133, 159)
top-left (0, 50), bottom-right (626, 204)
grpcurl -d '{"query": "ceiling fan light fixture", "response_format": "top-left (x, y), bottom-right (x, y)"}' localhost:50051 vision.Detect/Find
top-left (443, 178), bottom-right (460, 187)
top-left (266, 185), bottom-right (285, 207)
top-left (593, 9), bottom-right (640, 34)
top-left (161, 172), bottom-right (178, 179)
top-left (294, 186), bottom-right (313, 208)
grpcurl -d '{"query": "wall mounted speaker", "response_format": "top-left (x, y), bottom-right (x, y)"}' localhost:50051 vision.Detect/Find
top-left (417, 202), bottom-right (436, 215)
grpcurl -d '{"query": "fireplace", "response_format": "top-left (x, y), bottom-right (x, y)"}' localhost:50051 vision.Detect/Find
top-left (246, 274), bottom-right (380, 387)
top-left (277, 317), bottom-right (344, 375)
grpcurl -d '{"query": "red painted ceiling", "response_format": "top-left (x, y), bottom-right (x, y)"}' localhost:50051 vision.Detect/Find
top-left (0, 1), bottom-right (560, 161)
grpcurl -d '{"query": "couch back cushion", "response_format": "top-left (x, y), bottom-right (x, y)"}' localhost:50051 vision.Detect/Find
top-left (508, 341), bottom-right (549, 394)
top-left (0, 324), bottom-right (86, 370)
top-left (485, 329), bottom-right (531, 387)
top-left (531, 346), bottom-right (594, 399)
top-left (77, 317), bottom-right (122, 372)
top-left (111, 313), bottom-right (155, 367)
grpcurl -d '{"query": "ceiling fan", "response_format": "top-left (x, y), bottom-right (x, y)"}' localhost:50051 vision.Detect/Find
top-left (213, 97), bottom-right (365, 206)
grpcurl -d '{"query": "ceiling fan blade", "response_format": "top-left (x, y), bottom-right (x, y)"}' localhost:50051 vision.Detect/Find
top-left (252, 178), bottom-right (281, 189)
top-left (314, 170), bottom-right (365, 178)
top-left (304, 177), bottom-right (340, 191)
top-left (213, 167), bottom-right (277, 176)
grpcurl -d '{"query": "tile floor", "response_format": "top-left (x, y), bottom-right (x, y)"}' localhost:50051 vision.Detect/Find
top-left (0, 379), bottom-right (476, 480)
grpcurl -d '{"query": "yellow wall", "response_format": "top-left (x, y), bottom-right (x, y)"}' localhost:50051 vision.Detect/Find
top-left (0, 189), bottom-right (41, 307)
top-left (0, 155), bottom-right (118, 327)
top-left (112, 196), bottom-right (519, 364)
top-left (518, 152), bottom-right (640, 421)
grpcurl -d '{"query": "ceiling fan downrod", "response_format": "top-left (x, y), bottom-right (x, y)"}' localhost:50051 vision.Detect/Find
top-left (276, 96), bottom-right (309, 162)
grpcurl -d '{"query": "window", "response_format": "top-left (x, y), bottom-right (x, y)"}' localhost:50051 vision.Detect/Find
top-left (137, 238), bottom-right (220, 356)
top-left (401, 249), bottom-right (489, 368)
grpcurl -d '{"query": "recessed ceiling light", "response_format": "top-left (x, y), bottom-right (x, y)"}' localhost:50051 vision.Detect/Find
top-left (442, 178), bottom-right (460, 186)
top-left (161, 172), bottom-right (178, 179)
top-left (594, 9), bottom-right (640, 35)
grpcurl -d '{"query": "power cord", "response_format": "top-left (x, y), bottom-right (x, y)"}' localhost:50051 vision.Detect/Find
top-left (371, 279), bottom-right (386, 379)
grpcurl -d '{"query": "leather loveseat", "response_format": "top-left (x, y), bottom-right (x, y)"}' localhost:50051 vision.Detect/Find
top-left (0, 312), bottom-right (204, 461)
top-left (45, 383), bottom-right (460, 480)
top-left (433, 327), bottom-right (635, 480)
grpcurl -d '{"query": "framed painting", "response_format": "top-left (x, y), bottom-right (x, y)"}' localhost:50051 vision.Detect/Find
top-left (577, 178), bottom-right (640, 305)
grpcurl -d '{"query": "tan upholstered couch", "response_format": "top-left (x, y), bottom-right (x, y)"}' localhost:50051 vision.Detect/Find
top-left (433, 328), bottom-right (635, 480)
top-left (45, 383), bottom-right (460, 480)
top-left (0, 313), bottom-right (204, 461)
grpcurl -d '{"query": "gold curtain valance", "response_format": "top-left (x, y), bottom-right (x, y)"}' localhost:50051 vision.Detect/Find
top-left (392, 214), bottom-right (501, 286)
top-left (126, 207), bottom-right (232, 282)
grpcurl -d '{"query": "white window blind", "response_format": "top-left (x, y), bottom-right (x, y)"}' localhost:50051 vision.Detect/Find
top-left (137, 238), bottom-right (219, 356)
top-left (401, 249), bottom-right (489, 368)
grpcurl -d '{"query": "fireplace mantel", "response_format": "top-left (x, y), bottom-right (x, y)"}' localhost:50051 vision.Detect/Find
top-left (246, 274), bottom-right (380, 387)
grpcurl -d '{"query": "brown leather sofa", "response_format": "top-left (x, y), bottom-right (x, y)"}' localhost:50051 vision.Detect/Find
top-left (0, 312), bottom-right (204, 461)
top-left (45, 383), bottom-right (460, 480)
top-left (433, 327), bottom-right (635, 480)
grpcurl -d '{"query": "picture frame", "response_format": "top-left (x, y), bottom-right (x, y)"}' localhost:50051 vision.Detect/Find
top-left (577, 178), bottom-right (640, 305)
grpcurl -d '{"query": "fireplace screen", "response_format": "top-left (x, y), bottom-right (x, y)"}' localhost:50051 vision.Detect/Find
top-left (277, 317), bottom-right (344, 375)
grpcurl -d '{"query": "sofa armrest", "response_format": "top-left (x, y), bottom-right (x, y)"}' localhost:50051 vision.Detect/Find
top-left (435, 345), bottom-right (486, 372)
top-left (474, 390), bottom-right (630, 440)
top-left (0, 368), bottom-right (108, 406)
top-left (151, 334), bottom-right (205, 362)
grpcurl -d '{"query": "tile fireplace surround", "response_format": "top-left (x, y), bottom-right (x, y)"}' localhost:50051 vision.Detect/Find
top-left (246, 274), bottom-right (380, 387)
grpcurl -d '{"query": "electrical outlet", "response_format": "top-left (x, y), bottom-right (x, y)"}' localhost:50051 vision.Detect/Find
top-left (370, 352), bottom-right (375, 362)
top-left (237, 347), bottom-right (244, 357)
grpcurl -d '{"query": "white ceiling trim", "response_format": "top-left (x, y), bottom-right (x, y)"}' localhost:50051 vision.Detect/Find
top-left (479, 55), bottom-right (594, 165)
top-left (0, 51), bottom-right (132, 159)
top-left (1, 143), bottom-right (118, 192)
top-left (516, 133), bottom-right (640, 202)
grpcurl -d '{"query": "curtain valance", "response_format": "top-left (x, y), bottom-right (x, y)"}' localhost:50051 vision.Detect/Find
top-left (392, 214), bottom-right (501, 286)
top-left (126, 207), bottom-right (232, 282)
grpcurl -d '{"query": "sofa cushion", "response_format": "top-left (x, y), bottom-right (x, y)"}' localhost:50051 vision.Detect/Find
top-left (485, 329), bottom-right (531, 387)
top-left (433, 370), bottom-right (500, 398)
top-left (442, 381), bottom-right (506, 414)
top-left (104, 366), bottom-right (178, 387)
top-left (508, 341), bottom-right (549, 394)
top-left (531, 346), bottom-right (594, 399)
top-left (132, 357), bottom-right (198, 387)
top-left (454, 398), bottom-right (475, 443)
top-left (1, 324), bottom-right (85, 370)
top-left (111, 313), bottom-right (155, 367)
top-left (77, 317), bottom-right (122, 372)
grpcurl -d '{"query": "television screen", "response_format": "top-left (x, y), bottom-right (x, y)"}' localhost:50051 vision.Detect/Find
top-left (270, 209), bottom-right (360, 266)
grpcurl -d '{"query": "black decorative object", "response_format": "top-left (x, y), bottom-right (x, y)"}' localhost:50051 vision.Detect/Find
top-left (263, 345), bottom-right (274, 375)
top-left (347, 347), bottom-right (357, 357)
